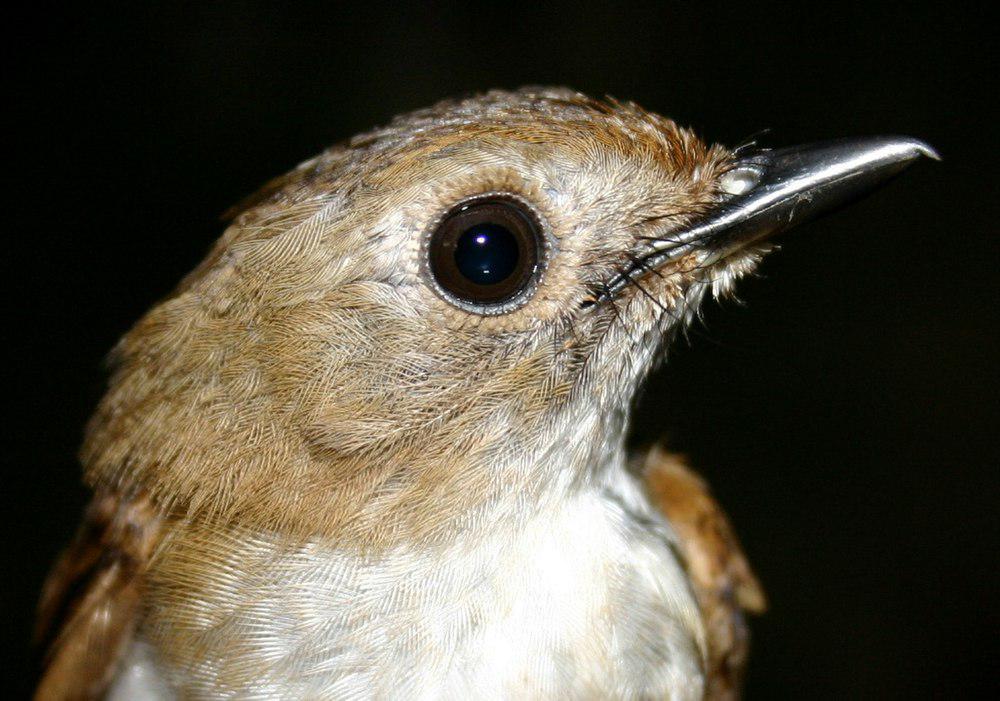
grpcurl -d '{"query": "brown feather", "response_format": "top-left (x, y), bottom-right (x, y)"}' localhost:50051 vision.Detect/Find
top-left (79, 89), bottom-right (730, 552)
top-left (34, 490), bottom-right (163, 701)
top-left (40, 89), bottom-right (771, 695)
top-left (642, 445), bottom-right (766, 701)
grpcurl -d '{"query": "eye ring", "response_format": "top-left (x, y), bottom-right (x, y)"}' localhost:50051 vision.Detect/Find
top-left (423, 193), bottom-right (548, 315)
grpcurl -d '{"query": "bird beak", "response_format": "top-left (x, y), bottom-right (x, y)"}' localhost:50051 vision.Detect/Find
top-left (642, 136), bottom-right (938, 273)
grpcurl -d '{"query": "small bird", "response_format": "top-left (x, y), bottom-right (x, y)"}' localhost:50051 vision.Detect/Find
top-left (34, 87), bottom-right (934, 700)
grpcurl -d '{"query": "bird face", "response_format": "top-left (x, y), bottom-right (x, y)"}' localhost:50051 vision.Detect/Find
top-left (82, 88), bottom-right (931, 549)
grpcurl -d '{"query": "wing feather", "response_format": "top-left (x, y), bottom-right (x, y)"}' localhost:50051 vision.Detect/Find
top-left (34, 490), bottom-right (162, 701)
top-left (642, 446), bottom-right (766, 701)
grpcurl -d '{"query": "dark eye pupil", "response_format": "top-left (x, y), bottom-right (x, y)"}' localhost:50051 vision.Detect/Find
top-left (453, 223), bottom-right (520, 285)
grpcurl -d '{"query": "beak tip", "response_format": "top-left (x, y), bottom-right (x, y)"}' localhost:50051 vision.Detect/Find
top-left (919, 142), bottom-right (942, 162)
top-left (888, 136), bottom-right (941, 163)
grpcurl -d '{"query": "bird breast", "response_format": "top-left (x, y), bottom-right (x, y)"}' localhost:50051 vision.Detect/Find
top-left (117, 483), bottom-right (707, 699)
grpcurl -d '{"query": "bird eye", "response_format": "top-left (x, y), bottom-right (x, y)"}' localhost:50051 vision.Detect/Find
top-left (426, 195), bottom-right (545, 313)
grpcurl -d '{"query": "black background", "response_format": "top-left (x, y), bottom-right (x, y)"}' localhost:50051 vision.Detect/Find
top-left (7, 2), bottom-right (996, 698)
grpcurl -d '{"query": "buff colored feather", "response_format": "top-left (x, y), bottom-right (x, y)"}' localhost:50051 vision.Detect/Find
top-left (38, 88), bottom-right (767, 700)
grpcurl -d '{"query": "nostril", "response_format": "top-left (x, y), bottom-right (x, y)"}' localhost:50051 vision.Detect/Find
top-left (719, 166), bottom-right (762, 197)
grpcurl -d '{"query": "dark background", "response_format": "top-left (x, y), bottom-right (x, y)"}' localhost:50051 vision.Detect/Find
top-left (7, 2), bottom-right (996, 698)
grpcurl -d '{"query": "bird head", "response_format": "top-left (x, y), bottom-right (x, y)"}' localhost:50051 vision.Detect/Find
top-left (83, 88), bottom-right (933, 548)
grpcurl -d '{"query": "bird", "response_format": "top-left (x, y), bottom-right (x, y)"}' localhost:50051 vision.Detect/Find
top-left (33, 87), bottom-right (934, 700)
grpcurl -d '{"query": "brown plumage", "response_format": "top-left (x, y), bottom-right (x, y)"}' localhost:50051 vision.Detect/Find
top-left (35, 86), bottom-right (929, 698)
top-left (35, 87), bottom-right (755, 699)
top-left (36, 454), bottom-right (762, 700)
top-left (79, 90), bottom-right (728, 549)
top-left (643, 448), bottom-right (767, 700)
top-left (35, 491), bottom-right (162, 700)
